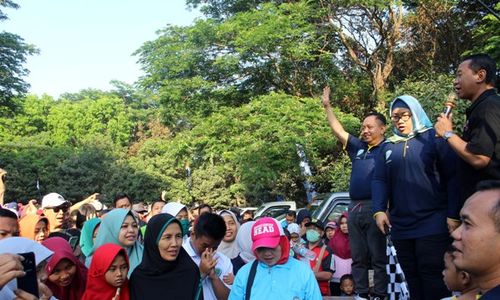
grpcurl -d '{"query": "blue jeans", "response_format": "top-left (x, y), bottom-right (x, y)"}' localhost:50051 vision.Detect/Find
top-left (392, 233), bottom-right (451, 300)
top-left (348, 200), bottom-right (388, 296)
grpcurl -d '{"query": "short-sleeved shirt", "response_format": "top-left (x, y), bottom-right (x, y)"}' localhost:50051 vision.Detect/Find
top-left (345, 135), bottom-right (385, 201)
top-left (459, 89), bottom-right (500, 205)
top-left (183, 238), bottom-right (233, 300)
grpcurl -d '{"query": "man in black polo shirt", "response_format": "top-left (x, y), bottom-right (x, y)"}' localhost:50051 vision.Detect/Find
top-left (435, 53), bottom-right (500, 210)
top-left (322, 85), bottom-right (387, 300)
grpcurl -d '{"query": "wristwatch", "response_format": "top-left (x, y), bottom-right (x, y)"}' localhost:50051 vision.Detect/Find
top-left (443, 131), bottom-right (455, 141)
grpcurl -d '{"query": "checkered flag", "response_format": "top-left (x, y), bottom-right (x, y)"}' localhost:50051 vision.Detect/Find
top-left (386, 232), bottom-right (410, 300)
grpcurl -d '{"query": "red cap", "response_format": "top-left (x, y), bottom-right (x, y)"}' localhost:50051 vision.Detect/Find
top-left (251, 217), bottom-right (283, 251)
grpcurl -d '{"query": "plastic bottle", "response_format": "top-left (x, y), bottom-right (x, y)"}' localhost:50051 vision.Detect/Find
top-left (292, 244), bottom-right (316, 260)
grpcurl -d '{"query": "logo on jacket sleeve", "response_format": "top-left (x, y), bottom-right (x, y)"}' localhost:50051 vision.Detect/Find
top-left (385, 150), bottom-right (392, 164)
top-left (355, 149), bottom-right (365, 159)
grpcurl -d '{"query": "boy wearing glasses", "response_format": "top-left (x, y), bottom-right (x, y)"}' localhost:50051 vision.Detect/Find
top-left (41, 193), bottom-right (71, 233)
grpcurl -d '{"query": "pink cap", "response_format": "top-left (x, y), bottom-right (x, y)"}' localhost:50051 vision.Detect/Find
top-left (251, 217), bottom-right (283, 251)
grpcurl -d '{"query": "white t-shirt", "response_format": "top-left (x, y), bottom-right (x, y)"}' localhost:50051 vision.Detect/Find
top-left (183, 238), bottom-right (233, 300)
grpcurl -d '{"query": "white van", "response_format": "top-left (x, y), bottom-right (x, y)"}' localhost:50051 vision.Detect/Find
top-left (253, 201), bottom-right (297, 219)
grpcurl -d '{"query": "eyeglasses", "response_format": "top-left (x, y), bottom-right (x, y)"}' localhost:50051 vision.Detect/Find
top-left (51, 206), bottom-right (69, 213)
top-left (390, 113), bottom-right (412, 122)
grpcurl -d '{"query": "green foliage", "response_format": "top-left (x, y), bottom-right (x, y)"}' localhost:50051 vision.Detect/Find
top-left (1, 93), bottom-right (136, 147)
top-left (186, 0), bottom-right (265, 19)
top-left (465, 2), bottom-right (500, 62)
top-left (135, 2), bottom-right (344, 126)
top-left (128, 92), bottom-right (359, 207)
top-left (0, 1), bottom-right (39, 114)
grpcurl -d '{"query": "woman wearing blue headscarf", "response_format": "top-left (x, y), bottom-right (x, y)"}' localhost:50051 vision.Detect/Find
top-left (86, 209), bottom-right (143, 277)
top-left (79, 217), bottom-right (101, 258)
top-left (372, 96), bottom-right (460, 300)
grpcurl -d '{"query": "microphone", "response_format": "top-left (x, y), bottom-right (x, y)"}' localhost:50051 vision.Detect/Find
top-left (443, 92), bottom-right (457, 118)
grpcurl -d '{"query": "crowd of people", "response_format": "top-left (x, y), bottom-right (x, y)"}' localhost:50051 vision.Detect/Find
top-left (0, 53), bottom-right (498, 300)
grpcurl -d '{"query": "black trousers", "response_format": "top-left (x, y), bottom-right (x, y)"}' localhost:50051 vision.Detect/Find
top-left (348, 200), bottom-right (388, 296)
top-left (392, 233), bottom-right (451, 300)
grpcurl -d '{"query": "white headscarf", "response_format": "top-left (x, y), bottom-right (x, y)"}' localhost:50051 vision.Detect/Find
top-left (161, 202), bottom-right (187, 217)
top-left (217, 210), bottom-right (241, 259)
top-left (0, 237), bottom-right (53, 298)
top-left (236, 221), bottom-right (256, 263)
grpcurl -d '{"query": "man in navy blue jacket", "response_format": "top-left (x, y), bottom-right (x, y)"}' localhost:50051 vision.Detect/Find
top-left (322, 86), bottom-right (388, 300)
top-left (451, 180), bottom-right (500, 299)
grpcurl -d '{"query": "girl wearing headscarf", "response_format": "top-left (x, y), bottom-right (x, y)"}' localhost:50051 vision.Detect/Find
top-left (79, 217), bottom-right (101, 258)
top-left (83, 243), bottom-right (130, 300)
top-left (19, 215), bottom-right (49, 243)
top-left (328, 213), bottom-right (352, 296)
top-left (161, 202), bottom-right (190, 239)
top-left (231, 220), bottom-right (255, 275)
top-left (218, 210), bottom-right (241, 259)
top-left (42, 237), bottom-right (88, 300)
top-left (0, 237), bottom-right (54, 299)
top-left (86, 209), bottom-right (143, 277)
top-left (372, 95), bottom-right (459, 300)
top-left (129, 213), bottom-right (201, 300)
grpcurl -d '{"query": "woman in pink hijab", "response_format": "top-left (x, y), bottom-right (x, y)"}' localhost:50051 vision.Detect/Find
top-left (328, 212), bottom-right (352, 296)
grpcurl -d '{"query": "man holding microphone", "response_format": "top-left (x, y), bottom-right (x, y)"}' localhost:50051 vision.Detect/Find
top-left (435, 53), bottom-right (500, 209)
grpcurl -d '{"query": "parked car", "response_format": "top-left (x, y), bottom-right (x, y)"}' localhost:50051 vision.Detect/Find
top-left (311, 192), bottom-right (350, 223)
top-left (253, 201), bottom-right (297, 219)
top-left (239, 207), bottom-right (257, 218)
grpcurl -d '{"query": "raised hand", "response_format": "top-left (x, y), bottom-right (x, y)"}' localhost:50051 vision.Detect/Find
top-left (322, 85), bottom-right (332, 107)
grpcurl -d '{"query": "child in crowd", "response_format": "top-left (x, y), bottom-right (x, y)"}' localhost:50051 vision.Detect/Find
top-left (83, 243), bottom-right (130, 300)
top-left (287, 223), bottom-right (301, 245)
top-left (328, 213), bottom-right (352, 296)
top-left (19, 215), bottom-right (49, 243)
top-left (323, 221), bottom-right (337, 245)
top-left (339, 274), bottom-right (355, 296)
top-left (441, 249), bottom-right (478, 300)
top-left (43, 237), bottom-right (88, 300)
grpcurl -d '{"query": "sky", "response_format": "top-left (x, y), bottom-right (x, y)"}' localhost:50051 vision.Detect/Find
top-left (3, 0), bottom-right (201, 97)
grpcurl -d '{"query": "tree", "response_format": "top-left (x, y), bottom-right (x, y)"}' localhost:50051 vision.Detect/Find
top-left (186, 0), bottom-right (265, 20)
top-left (136, 2), bottom-right (366, 126)
top-left (0, 0), bottom-right (38, 114)
top-left (465, 1), bottom-right (500, 63)
top-left (128, 92), bottom-right (360, 207)
top-left (320, 0), bottom-right (404, 111)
